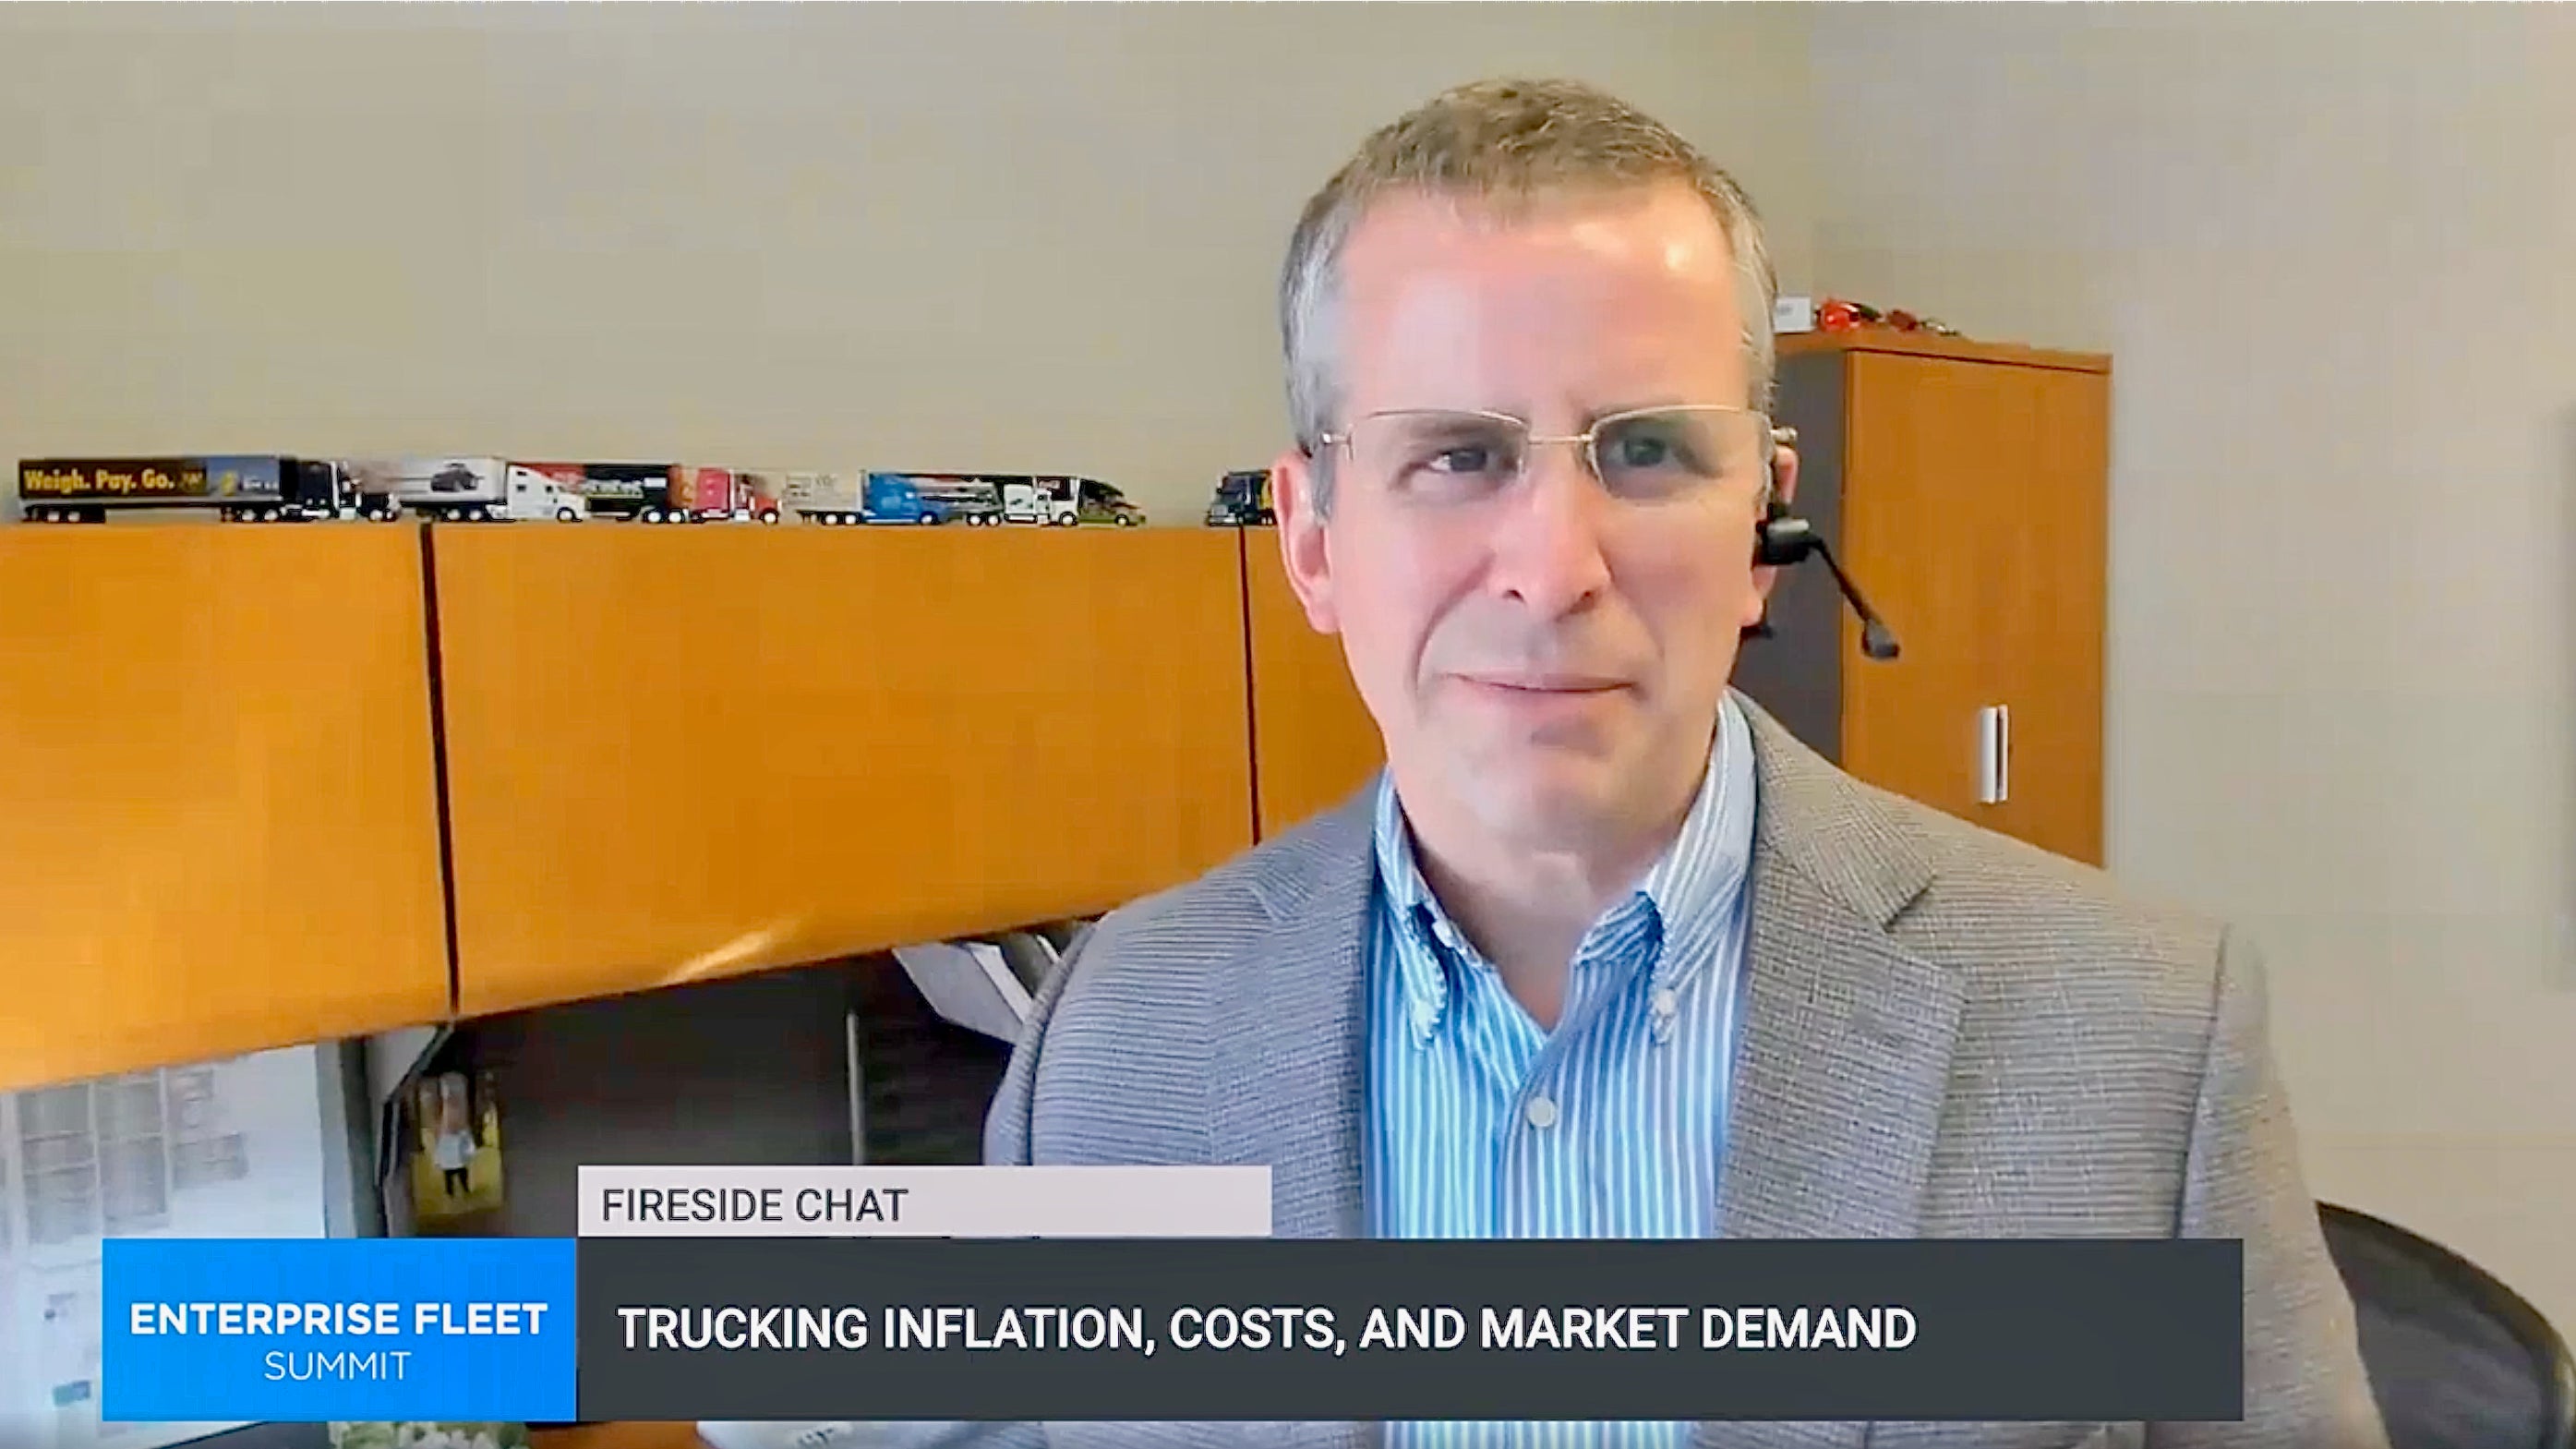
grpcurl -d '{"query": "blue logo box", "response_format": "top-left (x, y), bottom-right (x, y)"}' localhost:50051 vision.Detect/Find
top-left (102, 1238), bottom-right (576, 1423)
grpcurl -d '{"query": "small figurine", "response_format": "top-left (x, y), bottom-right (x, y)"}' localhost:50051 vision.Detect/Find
top-left (1816, 296), bottom-right (1959, 337)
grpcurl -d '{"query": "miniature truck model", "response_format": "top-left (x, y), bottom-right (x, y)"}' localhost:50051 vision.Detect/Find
top-left (574, 463), bottom-right (683, 524)
top-left (1205, 468), bottom-right (1277, 526)
top-left (773, 469), bottom-right (865, 523)
top-left (203, 456), bottom-right (403, 522)
top-left (780, 470), bottom-right (999, 526)
top-left (293, 460), bottom-right (403, 521)
top-left (890, 474), bottom-right (1005, 526)
top-left (501, 464), bottom-right (592, 522)
top-left (781, 471), bottom-right (870, 525)
top-left (999, 477), bottom-right (1078, 527)
top-left (674, 465), bottom-right (783, 525)
top-left (360, 457), bottom-right (513, 521)
top-left (989, 475), bottom-right (1147, 528)
top-left (848, 472), bottom-right (991, 525)
top-left (1073, 477), bottom-right (1147, 527)
top-left (18, 455), bottom-right (390, 523)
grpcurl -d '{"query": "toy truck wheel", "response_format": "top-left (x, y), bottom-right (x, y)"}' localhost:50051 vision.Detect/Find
top-left (917, 514), bottom-right (937, 525)
top-left (556, 506), bottom-right (580, 523)
top-left (758, 509), bottom-right (780, 525)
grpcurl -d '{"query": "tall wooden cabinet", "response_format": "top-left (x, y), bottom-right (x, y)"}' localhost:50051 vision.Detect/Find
top-left (1735, 332), bottom-right (2109, 865)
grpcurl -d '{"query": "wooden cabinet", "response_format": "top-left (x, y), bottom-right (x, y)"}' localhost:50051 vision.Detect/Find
top-left (0, 525), bottom-right (451, 1092)
top-left (430, 525), bottom-right (1256, 1016)
top-left (1736, 333), bottom-right (2109, 864)
top-left (1241, 529), bottom-right (1383, 839)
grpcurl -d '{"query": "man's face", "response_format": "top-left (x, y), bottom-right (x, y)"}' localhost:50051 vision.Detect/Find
top-left (1274, 182), bottom-right (1774, 859)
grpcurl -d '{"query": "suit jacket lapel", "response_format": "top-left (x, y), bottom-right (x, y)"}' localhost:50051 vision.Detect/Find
top-left (1204, 793), bottom-right (1383, 1449)
top-left (1206, 711), bottom-right (1962, 1449)
top-left (1703, 702), bottom-right (1965, 1449)
top-left (1720, 698), bottom-right (1963, 1241)
top-left (1210, 785), bottom-right (1378, 1241)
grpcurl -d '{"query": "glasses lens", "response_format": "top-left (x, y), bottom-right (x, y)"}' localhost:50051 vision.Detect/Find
top-left (1348, 412), bottom-right (1526, 500)
top-left (1595, 408), bottom-right (1764, 499)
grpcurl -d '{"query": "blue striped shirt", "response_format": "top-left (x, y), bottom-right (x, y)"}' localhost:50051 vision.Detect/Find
top-left (1363, 694), bottom-right (1757, 1449)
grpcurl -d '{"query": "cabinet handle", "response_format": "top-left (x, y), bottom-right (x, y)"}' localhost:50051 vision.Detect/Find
top-left (1977, 705), bottom-right (2012, 805)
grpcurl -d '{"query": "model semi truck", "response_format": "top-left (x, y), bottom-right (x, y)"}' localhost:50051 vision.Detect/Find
top-left (1206, 468), bottom-right (1277, 526)
top-left (971, 474), bottom-right (1149, 528)
top-left (340, 457), bottom-right (585, 522)
top-left (674, 466), bottom-right (784, 525)
top-left (18, 455), bottom-right (401, 523)
top-left (782, 472), bottom-right (998, 526)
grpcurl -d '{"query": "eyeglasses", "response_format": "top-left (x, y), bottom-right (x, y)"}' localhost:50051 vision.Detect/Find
top-left (1314, 405), bottom-right (1774, 505)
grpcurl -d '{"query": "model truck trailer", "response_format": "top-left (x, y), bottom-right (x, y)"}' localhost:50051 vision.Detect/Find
top-left (571, 463), bottom-right (684, 524)
top-left (891, 474), bottom-right (1005, 526)
top-left (355, 457), bottom-right (507, 520)
top-left (674, 465), bottom-right (783, 525)
top-left (1206, 468), bottom-right (1276, 526)
top-left (783, 472), bottom-right (993, 526)
top-left (975, 474), bottom-right (1147, 528)
top-left (18, 455), bottom-right (396, 523)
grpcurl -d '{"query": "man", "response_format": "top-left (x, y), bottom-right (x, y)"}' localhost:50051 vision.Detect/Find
top-left (981, 79), bottom-right (2388, 1449)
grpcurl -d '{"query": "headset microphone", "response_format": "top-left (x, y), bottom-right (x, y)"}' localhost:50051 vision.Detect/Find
top-left (1748, 427), bottom-right (1902, 661)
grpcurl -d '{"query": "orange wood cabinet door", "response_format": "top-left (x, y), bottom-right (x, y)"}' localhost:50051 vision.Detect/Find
top-left (1983, 363), bottom-right (2109, 864)
top-left (431, 525), bottom-right (1256, 1016)
top-left (1241, 529), bottom-right (1383, 838)
top-left (0, 525), bottom-right (451, 1091)
top-left (1838, 353), bottom-right (2015, 829)
top-left (1839, 351), bottom-right (2108, 864)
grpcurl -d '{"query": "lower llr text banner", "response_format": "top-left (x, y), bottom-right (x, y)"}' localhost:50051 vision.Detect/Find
top-left (579, 1238), bottom-right (2242, 1421)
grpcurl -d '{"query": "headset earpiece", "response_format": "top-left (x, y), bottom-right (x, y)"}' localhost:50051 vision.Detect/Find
top-left (1754, 499), bottom-right (1815, 569)
top-left (1741, 422), bottom-right (1903, 659)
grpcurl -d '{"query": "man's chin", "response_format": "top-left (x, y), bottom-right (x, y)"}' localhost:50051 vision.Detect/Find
top-left (1449, 759), bottom-right (1634, 853)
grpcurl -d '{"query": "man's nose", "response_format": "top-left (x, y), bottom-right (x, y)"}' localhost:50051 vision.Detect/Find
top-left (1487, 443), bottom-right (1611, 617)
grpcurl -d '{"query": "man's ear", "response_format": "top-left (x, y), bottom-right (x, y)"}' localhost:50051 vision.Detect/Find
top-left (1271, 449), bottom-right (1340, 635)
top-left (1746, 441), bottom-right (1800, 627)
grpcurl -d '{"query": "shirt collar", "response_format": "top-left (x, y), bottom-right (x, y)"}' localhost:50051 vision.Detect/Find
top-left (1372, 692), bottom-right (1759, 1044)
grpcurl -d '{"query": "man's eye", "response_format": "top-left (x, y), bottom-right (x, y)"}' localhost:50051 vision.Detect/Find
top-left (1613, 435), bottom-right (1672, 469)
top-left (1428, 446), bottom-right (1496, 475)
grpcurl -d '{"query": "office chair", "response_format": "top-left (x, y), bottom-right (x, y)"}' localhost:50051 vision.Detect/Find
top-left (2317, 1201), bottom-right (2576, 1449)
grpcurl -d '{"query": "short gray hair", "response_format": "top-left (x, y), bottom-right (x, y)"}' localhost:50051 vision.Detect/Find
top-left (1280, 78), bottom-right (1778, 508)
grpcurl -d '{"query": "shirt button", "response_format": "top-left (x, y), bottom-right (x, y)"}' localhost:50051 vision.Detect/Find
top-left (1651, 986), bottom-right (1679, 1016)
top-left (1524, 1096), bottom-right (1559, 1130)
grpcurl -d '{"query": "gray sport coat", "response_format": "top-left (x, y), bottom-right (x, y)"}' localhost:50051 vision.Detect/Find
top-left (953, 696), bottom-right (2389, 1449)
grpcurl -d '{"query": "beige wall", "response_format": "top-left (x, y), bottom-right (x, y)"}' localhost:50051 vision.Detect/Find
top-left (1809, 3), bottom-right (2576, 1326)
top-left (0, 2), bottom-right (1815, 523)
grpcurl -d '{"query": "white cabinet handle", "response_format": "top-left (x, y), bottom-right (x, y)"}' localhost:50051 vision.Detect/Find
top-left (1977, 705), bottom-right (2012, 805)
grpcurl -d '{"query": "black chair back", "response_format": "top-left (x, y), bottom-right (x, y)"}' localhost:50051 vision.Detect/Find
top-left (2318, 1202), bottom-right (2576, 1449)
